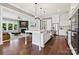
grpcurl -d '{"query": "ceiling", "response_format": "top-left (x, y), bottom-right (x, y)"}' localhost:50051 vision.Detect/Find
top-left (11, 3), bottom-right (71, 18)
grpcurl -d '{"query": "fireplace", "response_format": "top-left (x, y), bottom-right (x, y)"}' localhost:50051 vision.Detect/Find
top-left (21, 29), bottom-right (26, 33)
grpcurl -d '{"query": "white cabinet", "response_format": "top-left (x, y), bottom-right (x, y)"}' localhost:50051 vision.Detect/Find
top-left (43, 31), bottom-right (51, 44)
top-left (40, 30), bottom-right (51, 47)
top-left (70, 3), bottom-right (79, 13)
top-left (46, 19), bottom-right (52, 30)
top-left (69, 3), bottom-right (79, 18)
top-left (30, 30), bottom-right (51, 47)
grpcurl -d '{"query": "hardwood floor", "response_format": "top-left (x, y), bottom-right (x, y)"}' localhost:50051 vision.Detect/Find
top-left (0, 36), bottom-right (71, 55)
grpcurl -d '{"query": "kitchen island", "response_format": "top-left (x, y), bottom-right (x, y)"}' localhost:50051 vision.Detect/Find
top-left (25, 30), bottom-right (51, 51)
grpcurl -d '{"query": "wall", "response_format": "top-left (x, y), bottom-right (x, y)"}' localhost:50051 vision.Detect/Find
top-left (0, 5), bottom-right (34, 45)
top-left (46, 19), bottom-right (52, 31)
top-left (1, 6), bottom-right (20, 34)
top-left (1, 6), bottom-right (36, 32)
top-left (28, 19), bottom-right (40, 31)
top-left (59, 13), bottom-right (71, 36)
top-left (52, 13), bottom-right (71, 36)
top-left (52, 15), bottom-right (59, 23)
top-left (19, 18), bottom-right (40, 32)
top-left (0, 6), bottom-right (3, 45)
top-left (2, 6), bottom-right (21, 20)
top-left (52, 15), bottom-right (59, 34)
top-left (0, 6), bottom-right (1, 44)
top-left (2, 6), bottom-right (40, 32)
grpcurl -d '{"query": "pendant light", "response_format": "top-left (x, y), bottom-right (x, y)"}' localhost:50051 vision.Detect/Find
top-left (35, 3), bottom-right (38, 19)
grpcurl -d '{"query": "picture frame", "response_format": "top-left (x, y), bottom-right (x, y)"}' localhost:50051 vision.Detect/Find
top-left (30, 21), bottom-right (36, 27)
top-left (19, 21), bottom-right (28, 27)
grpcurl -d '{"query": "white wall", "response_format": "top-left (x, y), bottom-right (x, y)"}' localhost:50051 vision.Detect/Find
top-left (0, 6), bottom-right (1, 44)
top-left (28, 19), bottom-right (40, 31)
top-left (59, 13), bottom-right (71, 36)
top-left (0, 5), bottom-right (34, 45)
top-left (52, 15), bottom-right (59, 23)
top-left (0, 6), bottom-right (3, 45)
top-left (52, 13), bottom-right (71, 36)
top-left (52, 15), bottom-right (59, 34)
top-left (1, 6), bottom-right (41, 32)
top-left (1, 6), bottom-right (36, 32)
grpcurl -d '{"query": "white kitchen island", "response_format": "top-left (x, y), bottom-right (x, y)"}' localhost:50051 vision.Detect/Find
top-left (25, 30), bottom-right (51, 51)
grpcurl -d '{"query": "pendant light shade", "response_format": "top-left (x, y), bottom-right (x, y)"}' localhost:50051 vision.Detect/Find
top-left (35, 3), bottom-right (37, 17)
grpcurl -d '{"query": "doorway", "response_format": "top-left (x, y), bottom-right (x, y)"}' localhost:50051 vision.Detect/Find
top-left (53, 23), bottom-right (59, 35)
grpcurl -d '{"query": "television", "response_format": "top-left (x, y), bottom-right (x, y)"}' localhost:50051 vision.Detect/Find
top-left (19, 21), bottom-right (28, 28)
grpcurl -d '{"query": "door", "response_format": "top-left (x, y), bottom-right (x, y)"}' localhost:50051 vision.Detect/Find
top-left (53, 23), bottom-right (59, 35)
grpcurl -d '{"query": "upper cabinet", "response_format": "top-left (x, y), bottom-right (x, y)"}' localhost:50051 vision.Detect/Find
top-left (69, 3), bottom-right (79, 18)
top-left (70, 3), bottom-right (79, 12)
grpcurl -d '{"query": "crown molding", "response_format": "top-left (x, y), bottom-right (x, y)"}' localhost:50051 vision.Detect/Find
top-left (0, 3), bottom-right (35, 17)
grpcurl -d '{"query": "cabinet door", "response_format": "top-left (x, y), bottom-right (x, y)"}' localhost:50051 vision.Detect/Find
top-left (47, 19), bottom-right (51, 30)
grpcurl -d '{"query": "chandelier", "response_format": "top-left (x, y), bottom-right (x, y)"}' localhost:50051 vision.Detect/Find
top-left (34, 3), bottom-right (46, 20)
top-left (35, 3), bottom-right (39, 19)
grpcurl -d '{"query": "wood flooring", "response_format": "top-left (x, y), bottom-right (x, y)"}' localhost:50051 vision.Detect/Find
top-left (0, 36), bottom-right (71, 55)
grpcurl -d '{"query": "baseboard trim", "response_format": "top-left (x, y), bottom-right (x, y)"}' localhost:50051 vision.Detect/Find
top-left (32, 42), bottom-right (44, 47)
